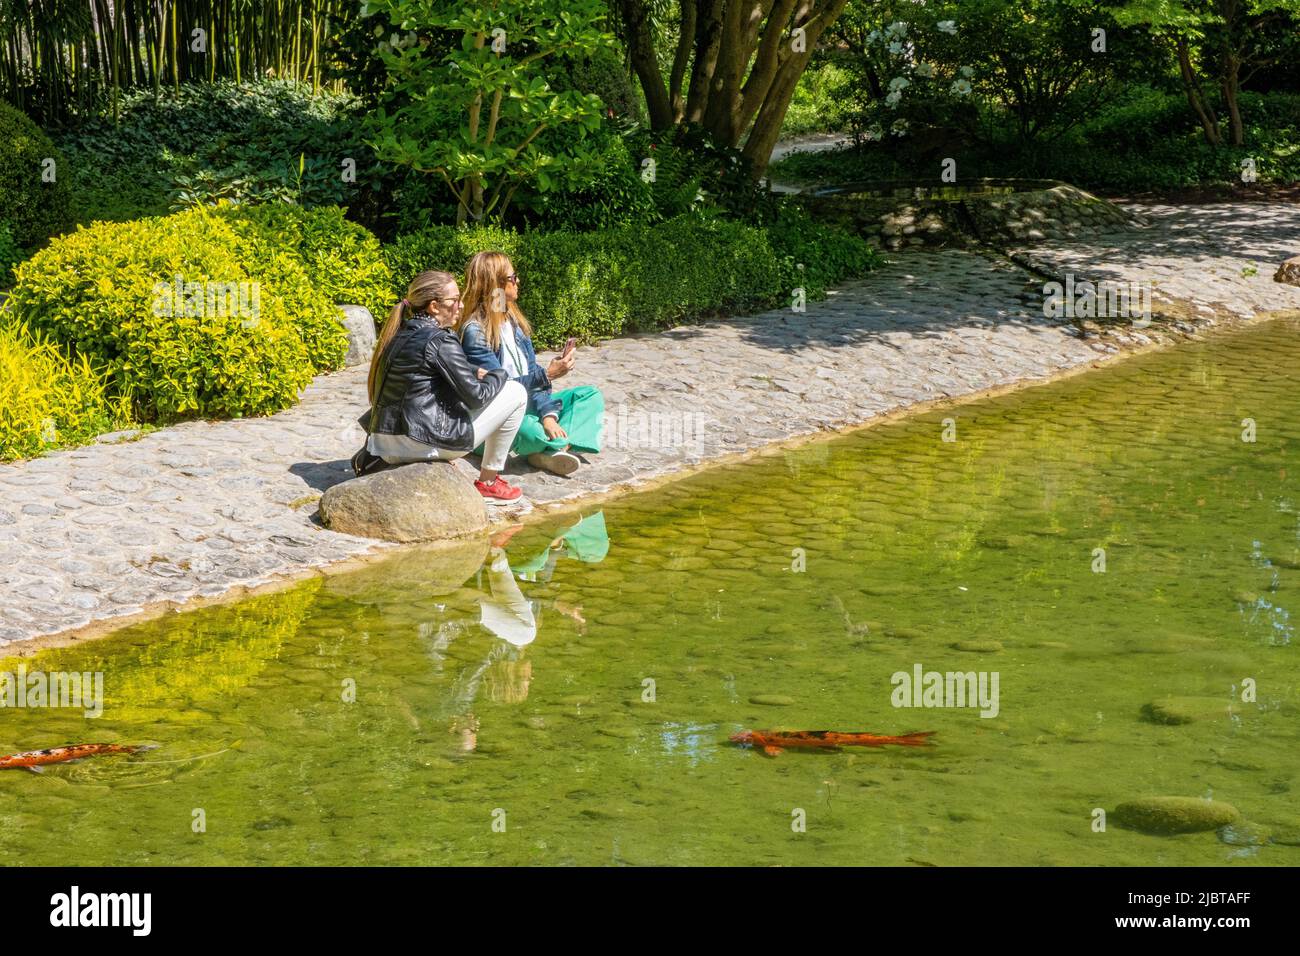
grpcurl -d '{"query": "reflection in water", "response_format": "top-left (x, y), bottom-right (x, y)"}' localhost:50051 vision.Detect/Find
top-left (2, 318), bottom-right (1300, 866)
top-left (418, 513), bottom-right (611, 753)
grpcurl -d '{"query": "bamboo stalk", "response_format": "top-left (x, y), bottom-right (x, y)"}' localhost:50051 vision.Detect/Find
top-left (0, 0), bottom-right (363, 122)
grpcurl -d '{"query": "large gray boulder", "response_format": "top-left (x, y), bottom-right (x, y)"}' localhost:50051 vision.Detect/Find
top-left (338, 304), bottom-right (378, 367)
top-left (318, 461), bottom-right (487, 542)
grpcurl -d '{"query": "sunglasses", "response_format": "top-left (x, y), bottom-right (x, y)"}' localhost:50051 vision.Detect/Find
top-left (506, 273), bottom-right (521, 284)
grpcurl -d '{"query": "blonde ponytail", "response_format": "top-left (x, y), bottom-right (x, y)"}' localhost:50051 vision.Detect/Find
top-left (367, 271), bottom-right (456, 403)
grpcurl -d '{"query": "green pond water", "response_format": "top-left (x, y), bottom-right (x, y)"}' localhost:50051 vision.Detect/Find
top-left (2, 317), bottom-right (1299, 866)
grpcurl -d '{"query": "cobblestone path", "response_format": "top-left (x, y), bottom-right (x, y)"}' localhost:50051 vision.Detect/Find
top-left (2, 201), bottom-right (1297, 647)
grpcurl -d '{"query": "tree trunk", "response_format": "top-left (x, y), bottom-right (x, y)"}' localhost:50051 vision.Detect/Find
top-left (471, 178), bottom-right (485, 222)
top-left (616, 0), bottom-right (850, 174)
top-left (1175, 36), bottom-right (1220, 146)
top-left (1221, 55), bottom-right (1244, 146)
top-left (701, 0), bottom-right (754, 144)
top-left (744, 54), bottom-right (808, 176)
top-left (685, 0), bottom-right (726, 124)
top-left (743, 0), bottom-right (848, 175)
top-left (617, 0), bottom-right (673, 129)
top-left (736, 0), bottom-right (799, 136)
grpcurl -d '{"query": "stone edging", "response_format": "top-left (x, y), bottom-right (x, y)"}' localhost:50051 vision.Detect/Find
top-left (794, 178), bottom-right (1148, 251)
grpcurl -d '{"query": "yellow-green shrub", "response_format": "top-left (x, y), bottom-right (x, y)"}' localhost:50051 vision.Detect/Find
top-left (215, 203), bottom-right (393, 318)
top-left (212, 211), bottom-right (349, 371)
top-left (6, 208), bottom-right (328, 421)
top-left (0, 319), bottom-right (125, 461)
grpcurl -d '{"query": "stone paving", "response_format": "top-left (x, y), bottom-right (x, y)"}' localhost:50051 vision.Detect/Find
top-left (1010, 201), bottom-right (1300, 319)
top-left (1, 201), bottom-right (1298, 648)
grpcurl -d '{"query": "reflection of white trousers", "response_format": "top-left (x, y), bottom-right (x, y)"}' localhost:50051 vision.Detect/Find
top-left (368, 381), bottom-right (527, 472)
top-left (479, 550), bottom-right (536, 647)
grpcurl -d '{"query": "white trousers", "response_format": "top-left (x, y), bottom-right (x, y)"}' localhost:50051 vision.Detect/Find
top-left (368, 380), bottom-right (527, 472)
top-left (479, 549), bottom-right (537, 647)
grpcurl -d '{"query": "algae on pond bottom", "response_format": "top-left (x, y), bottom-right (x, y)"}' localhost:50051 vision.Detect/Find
top-left (1, 317), bottom-right (1298, 865)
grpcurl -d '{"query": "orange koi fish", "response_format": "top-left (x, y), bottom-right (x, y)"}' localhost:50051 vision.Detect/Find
top-left (0, 743), bottom-right (157, 774)
top-left (730, 729), bottom-right (935, 757)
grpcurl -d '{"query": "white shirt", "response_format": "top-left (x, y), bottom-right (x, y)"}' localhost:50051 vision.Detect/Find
top-left (500, 320), bottom-right (529, 379)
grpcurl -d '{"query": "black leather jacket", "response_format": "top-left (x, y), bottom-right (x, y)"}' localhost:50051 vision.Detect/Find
top-left (369, 314), bottom-right (508, 450)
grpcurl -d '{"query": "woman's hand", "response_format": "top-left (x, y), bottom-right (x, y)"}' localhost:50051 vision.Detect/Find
top-left (475, 367), bottom-right (488, 380)
top-left (546, 350), bottom-right (576, 380)
top-left (542, 417), bottom-right (568, 441)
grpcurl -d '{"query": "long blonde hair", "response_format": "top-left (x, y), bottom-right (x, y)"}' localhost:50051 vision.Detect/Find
top-left (368, 270), bottom-right (456, 403)
top-left (457, 251), bottom-right (531, 352)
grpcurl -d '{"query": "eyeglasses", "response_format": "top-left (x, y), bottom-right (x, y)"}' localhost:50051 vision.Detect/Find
top-left (433, 294), bottom-right (462, 305)
top-left (506, 274), bottom-right (520, 285)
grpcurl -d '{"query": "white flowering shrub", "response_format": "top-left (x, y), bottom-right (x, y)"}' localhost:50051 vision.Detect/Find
top-left (842, 8), bottom-right (977, 146)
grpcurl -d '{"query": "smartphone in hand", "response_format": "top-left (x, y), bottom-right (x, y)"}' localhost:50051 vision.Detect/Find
top-left (563, 337), bottom-right (577, 356)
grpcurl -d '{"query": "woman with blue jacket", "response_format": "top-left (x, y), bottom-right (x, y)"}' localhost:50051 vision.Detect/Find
top-left (457, 251), bottom-right (603, 476)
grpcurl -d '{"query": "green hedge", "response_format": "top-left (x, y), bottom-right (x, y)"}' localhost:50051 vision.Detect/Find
top-left (0, 101), bottom-right (73, 246)
top-left (766, 207), bottom-right (880, 299)
top-left (0, 319), bottom-right (125, 462)
top-left (0, 220), bottom-right (22, 285)
top-left (384, 214), bottom-right (880, 348)
top-left (6, 207), bottom-right (337, 421)
top-left (214, 203), bottom-right (393, 319)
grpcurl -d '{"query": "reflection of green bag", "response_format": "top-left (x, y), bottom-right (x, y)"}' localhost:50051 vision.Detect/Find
top-left (560, 511), bottom-right (609, 562)
top-left (513, 512), bottom-right (609, 578)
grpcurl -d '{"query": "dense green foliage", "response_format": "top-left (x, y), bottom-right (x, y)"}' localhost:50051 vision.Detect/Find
top-left (376, 42), bottom-right (645, 235)
top-left (385, 213), bottom-right (881, 348)
top-left (520, 133), bottom-right (659, 231)
top-left (5, 208), bottom-right (342, 422)
top-left (527, 121), bottom-right (782, 231)
top-left (366, 0), bottom-right (612, 226)
top-left (55, 81), bottom-right (384, 225)
top-left (772, 88), bottom-right (1300, 192)
top-left (0, 101), bottom-right (73, 246)
top-left (0, 320), bottom-right (125, 462)
top-left (781, 63), bottom-right (856, 138)
top-left (765, 208), bottom-right (880, 299)
top-left (548, 47), bottom-right (642, 123)
top-left (769, 0), bottom-right (1300, 193)
top-left (0, 220), bottom-right (22, 284)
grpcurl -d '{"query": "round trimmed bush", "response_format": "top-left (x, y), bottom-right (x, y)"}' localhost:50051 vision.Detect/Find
top-left (0, 101), bottom-right (73, 246)
top-left (6, 207), bottom-right (320, 421)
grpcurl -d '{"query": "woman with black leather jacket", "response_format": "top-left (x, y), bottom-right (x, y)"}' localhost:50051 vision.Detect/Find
top-left (364, 270), bottom-right (528, 503)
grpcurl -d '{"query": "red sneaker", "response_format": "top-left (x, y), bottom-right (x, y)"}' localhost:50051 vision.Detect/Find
top-left (474, 476), bottom-right (523, 502)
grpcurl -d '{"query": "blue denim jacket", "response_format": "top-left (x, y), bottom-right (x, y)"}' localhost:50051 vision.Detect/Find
top-left (460, 318), bottom-right (563, 421)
